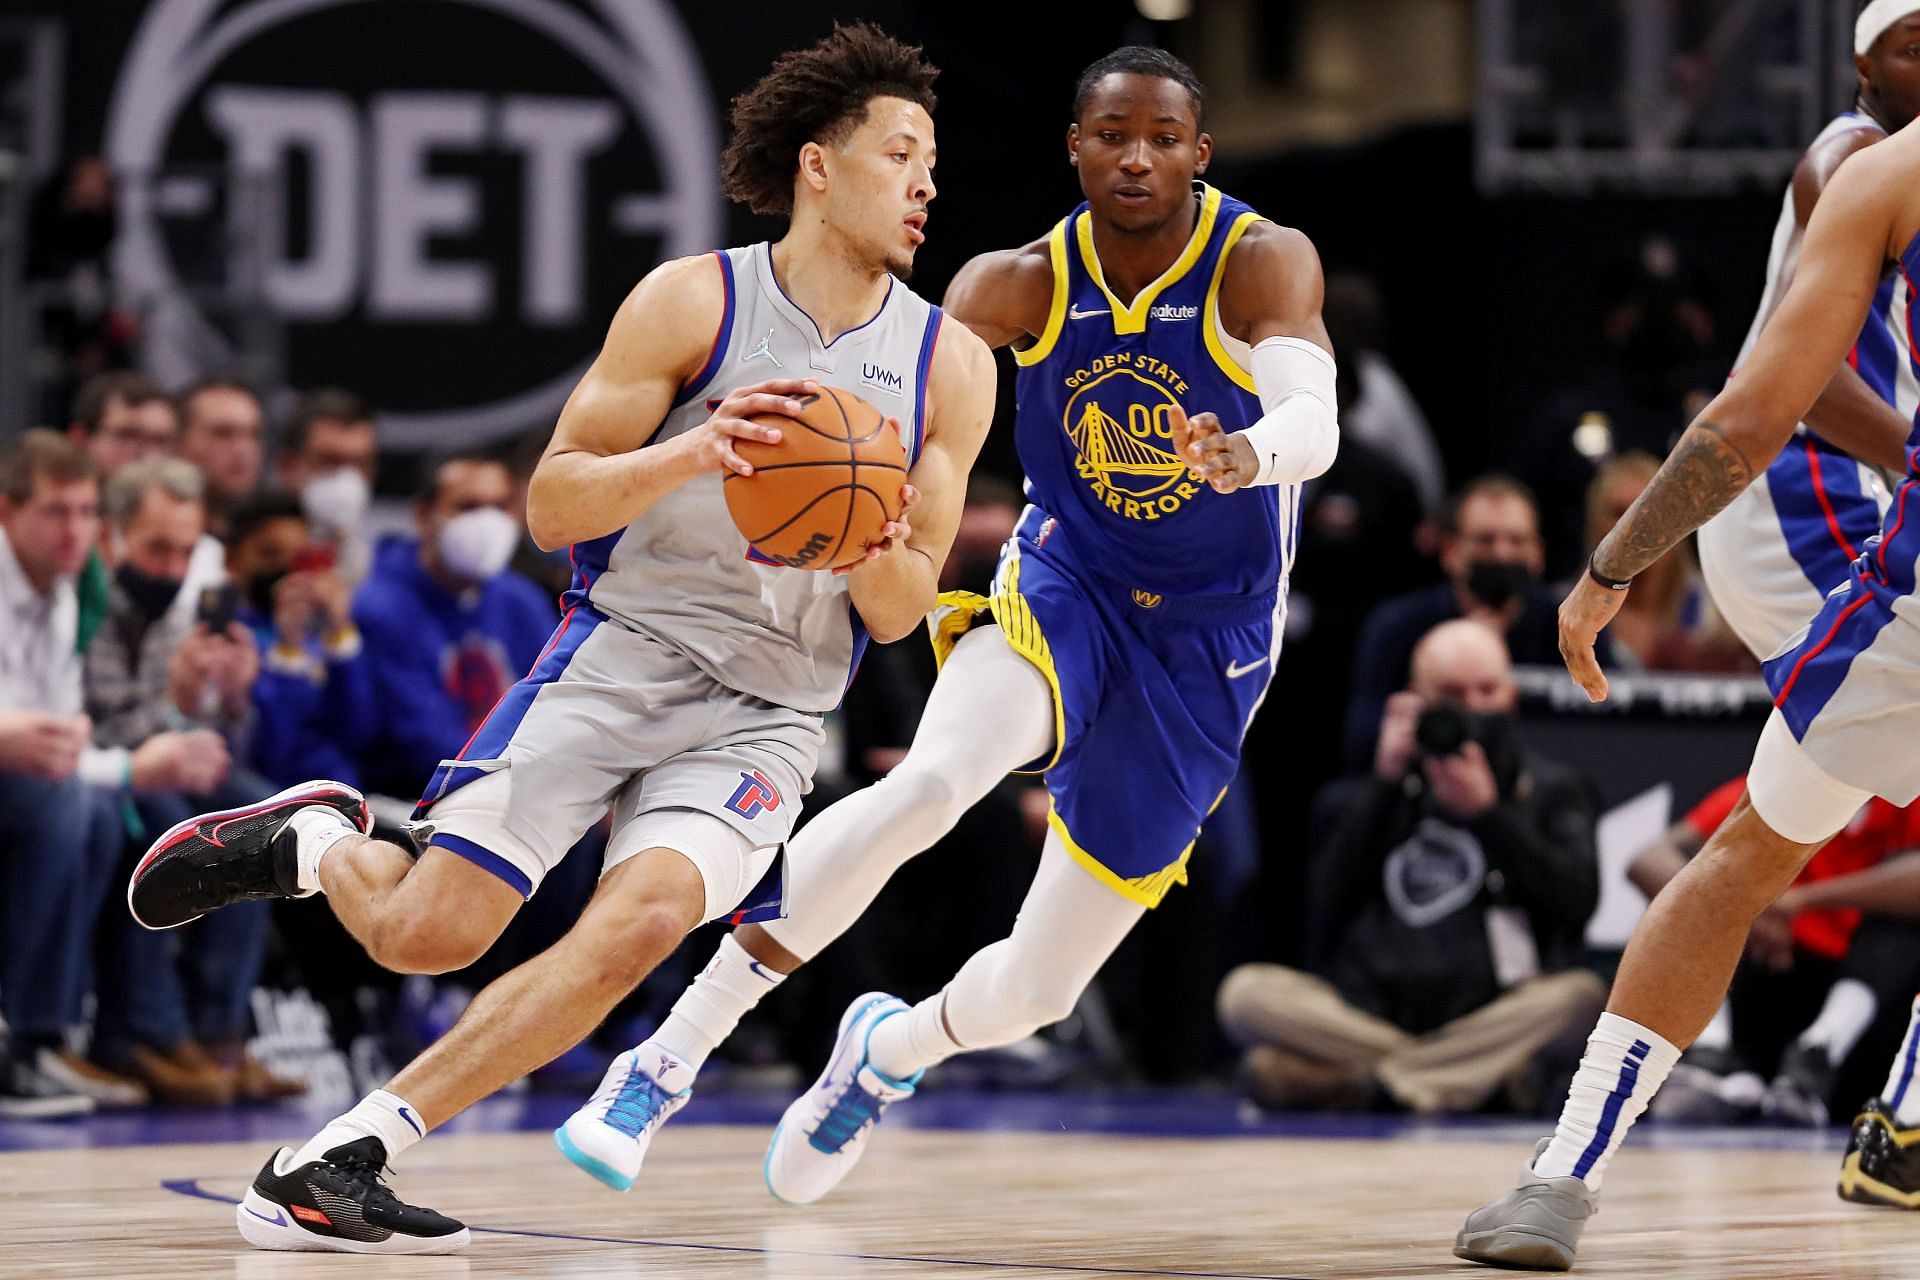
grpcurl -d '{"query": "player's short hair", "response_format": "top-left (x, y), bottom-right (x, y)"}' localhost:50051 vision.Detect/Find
top-left (70, 370), bottom-right (172, 433)
top-left (0, 427), bottom-right (96, 504)
top-left (1443, 474), bottom-right (1539, 535)
top-left (722, 23), bottom-right (940, 217)
top-left (283, 387), bottom-right (375, 457)
top-left (1073, 46), bottom-right (1206, 127)
top-left (225, 488), bottom-right (306, 548)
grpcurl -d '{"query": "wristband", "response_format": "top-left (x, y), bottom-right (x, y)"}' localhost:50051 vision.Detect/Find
top-left (1586, 552), bottom-right (1632, 592)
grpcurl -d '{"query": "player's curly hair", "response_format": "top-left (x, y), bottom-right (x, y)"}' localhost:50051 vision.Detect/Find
top-left (722, 23), bottom-right (939, 217)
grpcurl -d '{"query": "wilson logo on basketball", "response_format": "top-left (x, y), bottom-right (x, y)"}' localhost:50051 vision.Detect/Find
top-left (104, 0), bottom-right (721, 449)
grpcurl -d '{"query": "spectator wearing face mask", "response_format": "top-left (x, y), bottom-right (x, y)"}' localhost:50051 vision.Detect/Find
top-left (223, 490), bottom-right (376, 788)
top-left (277, 388), bottom-right (378, 588)
top-left (352, 452), bottom-right (557, 798)
top-left (65, 372), bottom-right (182, 652)
top-left (84, 456), bottom-right (293, 1105)
top-left (1342, 475), bottom-right (1614, 768)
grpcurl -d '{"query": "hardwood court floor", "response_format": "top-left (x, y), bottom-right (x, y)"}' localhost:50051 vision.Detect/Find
top-left (6, 1119), bottom-right (1920, 1278)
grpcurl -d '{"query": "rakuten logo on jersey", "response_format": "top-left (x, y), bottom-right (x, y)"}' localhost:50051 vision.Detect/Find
top-left (105, 0), bottom-right (721, 447)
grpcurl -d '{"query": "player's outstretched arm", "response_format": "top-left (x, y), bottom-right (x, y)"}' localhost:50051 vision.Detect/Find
top-left (1561, 146), bottom-right (1906, 701)
top-left (526, 255), bottom-right (814, 551)
top-left (844, 322), bottom-right (998, 643)
top-left (1174, 224), bottom-right (1339, 494)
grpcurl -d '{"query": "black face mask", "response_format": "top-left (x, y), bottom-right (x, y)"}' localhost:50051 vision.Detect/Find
top-left (247, 569), bottom-right (289, 617)
top-left (1465, 559), bottom-right (1534, 610)
top-left (116, 563), bottom-right (184, 618)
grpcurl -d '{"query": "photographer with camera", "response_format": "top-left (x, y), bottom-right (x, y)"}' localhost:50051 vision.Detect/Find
top-left (1218, 619), bottom-right (1604, 1113)
top-left (1343, 475), bottom-right (1614, 768)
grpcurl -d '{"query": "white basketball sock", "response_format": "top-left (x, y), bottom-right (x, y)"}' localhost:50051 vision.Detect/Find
top-left (288, 806), bottom-right (358, 895)
top-left (1798, 978), bottom-right (1878, 1063)
top-left (648, 934), bottom-right (784, 1071)
top-left (866, 992), bottom-right (964, 1080)
top-left (1532, 1013), bottom-right (1682, 1190)
top-left (292, 1089), bottom-right (426, 1167)
top-left (1881, 996), bottom-right (1920, 1125)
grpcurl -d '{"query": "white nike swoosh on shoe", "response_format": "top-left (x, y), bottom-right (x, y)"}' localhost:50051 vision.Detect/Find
top-left (1067, 305), bottom-right (1110, 319)
top-left (1226, 657), bottom-right (1270, 679)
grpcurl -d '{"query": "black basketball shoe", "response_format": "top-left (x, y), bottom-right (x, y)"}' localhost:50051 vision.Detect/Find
top-left (237, 1137), bottom-right (469, 1254)
top-left (128, 780), bottom-right (370, 930)
top-left (1839, 1098), bottom-right (1920, 1209)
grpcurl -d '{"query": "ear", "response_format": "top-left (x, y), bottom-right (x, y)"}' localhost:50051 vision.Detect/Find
top-left (1194, 132), bottom-right (1212, 175)
top-left (797, 141), bottom-right (831, 198)
top-left (1066, 123), bottom-right (1080, 168)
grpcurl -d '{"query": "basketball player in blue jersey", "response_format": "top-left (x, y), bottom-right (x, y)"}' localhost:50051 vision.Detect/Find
top-left (1456, 86), bottom-right (1920, 1275)
top-left (551, 45), bottom-right (1340, 1205)
top-left (122, 25), bottom-right (996, 1254)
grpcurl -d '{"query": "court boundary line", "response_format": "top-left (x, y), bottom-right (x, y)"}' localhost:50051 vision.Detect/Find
top-left (162, 1176), bottom-right (1317, 1279)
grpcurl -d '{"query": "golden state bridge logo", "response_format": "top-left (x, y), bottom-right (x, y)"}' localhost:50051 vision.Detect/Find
top-left (1061, 354), bottom-right (1204, 521)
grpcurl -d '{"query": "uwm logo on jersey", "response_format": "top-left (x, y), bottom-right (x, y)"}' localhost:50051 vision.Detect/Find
top-left (105, 0), bottom-right (721, 449)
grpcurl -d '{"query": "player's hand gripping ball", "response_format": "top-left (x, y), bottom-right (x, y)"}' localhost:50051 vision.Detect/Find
top-left (723, 386), bottom-right (908, 571)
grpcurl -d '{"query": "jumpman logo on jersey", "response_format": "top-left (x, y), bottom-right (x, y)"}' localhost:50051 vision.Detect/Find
top-left (744, 328), bottom-right (784, 369)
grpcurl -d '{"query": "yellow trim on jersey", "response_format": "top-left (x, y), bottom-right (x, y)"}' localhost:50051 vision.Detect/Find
top-left (926, 550), bottom-right (1065, 773)
top-left (1011, 219), bottom-right (1073, 368)
top-left (1202, 211), bottom-right (1265, 394)
top-left (1074, 184), bottom-right (1224, 335)
top-left (1047, 803), bottom-right (1194, 908)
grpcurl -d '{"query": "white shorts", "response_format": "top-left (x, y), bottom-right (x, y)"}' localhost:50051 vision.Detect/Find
top-left (1747, 709), bottom-right (1873, 845)
top-left (409, 612), bottom-right (820, 923)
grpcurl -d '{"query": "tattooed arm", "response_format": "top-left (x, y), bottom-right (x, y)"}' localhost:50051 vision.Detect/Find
top-left (1561, 142), bottom-right (1912, 700)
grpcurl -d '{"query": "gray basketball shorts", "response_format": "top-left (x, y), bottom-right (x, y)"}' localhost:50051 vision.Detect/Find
top-left (409, 610), bottom-right (823, 923)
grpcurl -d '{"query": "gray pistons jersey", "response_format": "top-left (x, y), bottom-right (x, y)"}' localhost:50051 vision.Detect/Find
top-left (565, 242), bottom-right (943, 713)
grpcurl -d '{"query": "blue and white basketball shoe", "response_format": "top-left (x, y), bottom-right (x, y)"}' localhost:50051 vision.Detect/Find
top-left (764, 992), bottom-right (920, 1205)
top-left (554, 1044), bottom-right (693, 1191)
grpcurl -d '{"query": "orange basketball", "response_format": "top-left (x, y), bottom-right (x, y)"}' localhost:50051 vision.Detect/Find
top-left (723, 385), bottom-right (908, 571)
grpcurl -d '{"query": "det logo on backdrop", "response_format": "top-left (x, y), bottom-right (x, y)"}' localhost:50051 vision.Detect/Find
top-left (105, 0), bottom-right (722, 446)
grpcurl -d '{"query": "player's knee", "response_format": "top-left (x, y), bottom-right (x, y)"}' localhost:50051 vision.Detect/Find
top-left (581, 900), bottom-right (692, 992)
top-left (882, 764), bottom-right (968, 829)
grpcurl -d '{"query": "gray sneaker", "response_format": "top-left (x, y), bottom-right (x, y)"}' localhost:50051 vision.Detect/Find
top-left (1453, 1139), bottom-right (1597, 1272)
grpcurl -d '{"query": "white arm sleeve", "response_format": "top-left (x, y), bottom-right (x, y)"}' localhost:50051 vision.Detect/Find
top-left (1237, 335), bottom-right (1339, 486)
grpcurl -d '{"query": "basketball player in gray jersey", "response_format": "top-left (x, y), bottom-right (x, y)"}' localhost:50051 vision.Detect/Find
top-left (125, 25), bottom-right (995, 1254)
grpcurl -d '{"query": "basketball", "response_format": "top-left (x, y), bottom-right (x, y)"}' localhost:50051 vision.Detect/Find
top-left (723, 385), bottom-right (908, 571)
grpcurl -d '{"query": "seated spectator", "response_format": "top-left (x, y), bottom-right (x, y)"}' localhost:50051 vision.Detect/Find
top-left (0, 431), bottom-right (128, 1117)
top-left (1635, 777), bottom-right (1920, 1127)
top-left (85, 456), bottom-right (296, 1104)
top-left (354, 452), bottom-right (558, 798)
top-left (1218, 620), bottom-right (1604, 1114)
top-left (224, 490), bottom-right (376, 787)
top-left (176, 377), bottom-right (265, 537)
top-left (1584, 452), bottom-right (1754, 673)
top-left (65, 372), bottom-right (181, 652)
top-left (1343, 475), bottom-right (1612, 767)
top-left (276, 388), bottom-right (378, 586)
top-left (66, 370), bottom-right (177, 481)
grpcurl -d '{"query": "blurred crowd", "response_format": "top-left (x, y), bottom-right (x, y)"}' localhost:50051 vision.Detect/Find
top-left (6, 160), bottom-right (1920, 1132)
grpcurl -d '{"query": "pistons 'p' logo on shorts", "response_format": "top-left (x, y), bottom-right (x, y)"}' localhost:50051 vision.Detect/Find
top-left (725, 769), bottom-right (782, 820)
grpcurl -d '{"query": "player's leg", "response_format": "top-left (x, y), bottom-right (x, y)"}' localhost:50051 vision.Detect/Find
top-left (1458, 711), bottom-right (1862, 1271)
top-left (238, 844), bottom-right (707, 1254)
top-left (764, 826), bottom-right (1145, 1204)
top-left (640, 624), bottom-right (1054, 1073)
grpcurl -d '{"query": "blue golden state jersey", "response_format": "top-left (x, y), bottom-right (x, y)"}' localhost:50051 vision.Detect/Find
top-left (1010, 183), bottom-right (1294, 602)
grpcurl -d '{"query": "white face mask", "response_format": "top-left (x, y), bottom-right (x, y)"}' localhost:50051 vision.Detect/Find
top-left (300, 467), bottom-right (371, 535)
top-left (436, 507), bottom-right (520, 584)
